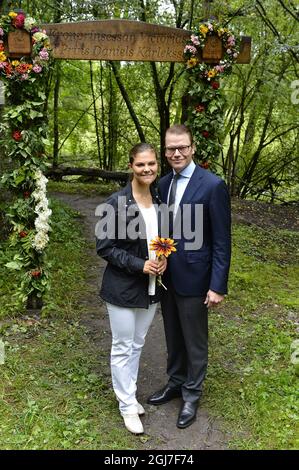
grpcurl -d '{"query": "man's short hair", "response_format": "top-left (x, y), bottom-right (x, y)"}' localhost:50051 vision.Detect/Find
top-left (166, 124), bottom-right (193, 144)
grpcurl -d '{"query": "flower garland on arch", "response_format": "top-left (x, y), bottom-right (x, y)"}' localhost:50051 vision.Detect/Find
top-left (0, 11), bottom-right (53, 309)
top-left (183, 22), bottom-right (240, 170)
top-left (0, 12), bottom-right (51, 82)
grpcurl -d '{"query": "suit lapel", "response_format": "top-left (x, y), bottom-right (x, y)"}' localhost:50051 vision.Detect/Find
top-left (179, 165), bottom-right (203, 207)
top-left (159, 173), bottom-right (173, 203)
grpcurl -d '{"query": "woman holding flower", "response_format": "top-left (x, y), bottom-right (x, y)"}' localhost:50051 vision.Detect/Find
top-left (96, 143), bottom-right (167, 434)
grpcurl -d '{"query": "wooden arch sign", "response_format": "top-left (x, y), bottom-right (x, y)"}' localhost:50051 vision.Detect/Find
top-left (41, 19), bottom-right (251, 64)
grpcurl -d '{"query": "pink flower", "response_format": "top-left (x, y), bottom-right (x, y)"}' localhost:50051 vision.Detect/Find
top-left (13, 13), bottom-right (25, 29)
top-left (207, 23), bottom-right (213, 31)
top-left (227, 36), bottom-right (235, 46)
top-left (215, 65), bottom-right (225, 73)
top-left (191, 34), bottom-right (200, 46)
top-left (32, 64), bottom-right (42, 73)
top-left (0, 28), bottom-right (4, 37)
top-left (184, 44), bottom-right (197, 55)
top-left (39, 48), bottom-right (49, 60)
top-left (20, 73), bottom-right (29, 81)
top-left (31, 27), bottom-right (39, 34)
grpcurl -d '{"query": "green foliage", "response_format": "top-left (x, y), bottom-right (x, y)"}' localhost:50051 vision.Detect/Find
top-left (0, 197), bottom-right (140, 449)
top-left (0, 12), bottom-right (54, 307)
top-left (205, 221), bottom-right (299, 449)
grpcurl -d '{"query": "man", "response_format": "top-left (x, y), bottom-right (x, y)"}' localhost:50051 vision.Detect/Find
top-left (147, 124), bottom-right (231, 429)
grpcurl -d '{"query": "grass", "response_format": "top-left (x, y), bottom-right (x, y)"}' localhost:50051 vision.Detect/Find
top-left (0, 184), bottom-right (298, 449)
top-left (205, 223), bottom-right (299, 450)
top-left (0, 197), bottom-right (141, 449)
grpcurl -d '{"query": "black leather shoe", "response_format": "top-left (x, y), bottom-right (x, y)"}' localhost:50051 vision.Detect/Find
top-left (147, 385), bottom-right (182, 405)
top-left (176, 401), bottom-right (198, 429)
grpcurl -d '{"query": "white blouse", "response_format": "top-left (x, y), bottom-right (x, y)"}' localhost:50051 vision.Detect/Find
top-left (139, 205), bottom-right (158, 296)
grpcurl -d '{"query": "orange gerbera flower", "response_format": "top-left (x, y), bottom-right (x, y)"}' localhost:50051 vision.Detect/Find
top-left (150, 236), bottom-right (177, 258)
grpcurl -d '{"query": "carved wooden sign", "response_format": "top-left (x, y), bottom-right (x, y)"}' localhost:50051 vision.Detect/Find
top-left (202, 36), bottom-right (223, 62)
top-left (41, 19), bottom-right (251, 64)
top-left (7, 30), bottom-right (31, 58)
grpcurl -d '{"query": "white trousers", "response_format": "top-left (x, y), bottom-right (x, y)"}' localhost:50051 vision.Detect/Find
top-left (106, 302), bottom-right (157, 415)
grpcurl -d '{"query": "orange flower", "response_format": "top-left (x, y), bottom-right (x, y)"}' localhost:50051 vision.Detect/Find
top-left (150, 236), bottom-right (177, 258)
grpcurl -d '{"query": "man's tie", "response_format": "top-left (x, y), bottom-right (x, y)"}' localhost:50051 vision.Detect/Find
top-left (168, 173), bottom-right (180, 207)
top-left (168, 173), bottom-right (180, 236)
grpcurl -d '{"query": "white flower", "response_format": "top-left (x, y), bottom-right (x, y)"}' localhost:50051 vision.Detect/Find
top-left (33, 32), bottom-right (48, 42)
top-left (32, 231), bottom-right (49, 252)
top-left (32, 170), bottom-right (51, 252)
top-left (24, 16), bottom-right (37, 32)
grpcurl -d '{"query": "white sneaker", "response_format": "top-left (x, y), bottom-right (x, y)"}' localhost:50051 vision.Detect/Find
top-left (137, 402), bottom-right (145, 415)
top-left (122, 413), bottom-right (144, 434)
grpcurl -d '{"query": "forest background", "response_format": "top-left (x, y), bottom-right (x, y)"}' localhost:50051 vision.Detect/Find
top-left (0, 0), bottom-right (298, 451)
top-left (0, 0), bottom-right (298, 202)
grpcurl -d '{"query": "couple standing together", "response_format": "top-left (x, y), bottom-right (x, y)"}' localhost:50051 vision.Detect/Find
top-left (96, 124), bottom-right (231, 434)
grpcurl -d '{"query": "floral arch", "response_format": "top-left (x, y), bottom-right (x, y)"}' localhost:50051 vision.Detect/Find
top-left (0, 11), bottom-right (241, 309)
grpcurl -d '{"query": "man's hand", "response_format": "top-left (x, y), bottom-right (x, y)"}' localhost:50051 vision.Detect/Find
top-left (204, 289), bottom-right (224, 308)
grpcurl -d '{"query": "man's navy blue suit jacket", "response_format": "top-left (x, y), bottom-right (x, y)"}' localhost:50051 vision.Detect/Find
top-left (158, 164), bottom-right (231, 296)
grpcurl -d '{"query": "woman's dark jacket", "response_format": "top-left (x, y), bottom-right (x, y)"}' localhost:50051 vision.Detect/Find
top-left (96, 182), bottom-right (162, 308)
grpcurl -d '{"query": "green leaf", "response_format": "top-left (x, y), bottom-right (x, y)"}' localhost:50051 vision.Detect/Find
top-left (5, 261), bottom-right (23, 270)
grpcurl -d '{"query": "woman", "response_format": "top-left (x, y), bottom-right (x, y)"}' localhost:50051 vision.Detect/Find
top-left (96, 143), bottom-right (166, 434)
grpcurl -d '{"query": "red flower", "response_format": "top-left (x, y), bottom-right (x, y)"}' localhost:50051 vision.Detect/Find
top-left (19, 231), bottom-right (28, 238)
top-left (5, 63), bottom-right (12, 76)
top-left (12, 130), bottom-right (22, 141)
top-left (0, 43), bottom-right (4, 52)
top-left (200, 161), bottom-right (210, 169)
top-left (211, 81), bottom-right (220, 90)
top-left (202, 130), bottom-right (210, 138)
top-left (13, 13), bottom-right (25, 29)
top-left (31, 270), bottom-right (41, 278)
top-left (195, 104), bottom-right (205, 113)
top-left (23, 191), bottom-right (31, 198)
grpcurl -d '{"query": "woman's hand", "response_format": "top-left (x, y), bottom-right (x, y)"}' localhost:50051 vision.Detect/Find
top-left (156, 257), bottom-right (167, 275)
top-left (143, 257), bottom-right (167, 275)
top-left (143, 260), bottom-right (159, 275)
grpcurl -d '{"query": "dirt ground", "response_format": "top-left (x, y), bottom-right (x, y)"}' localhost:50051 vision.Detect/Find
top-left (51, 192), bottom-right (298, 450)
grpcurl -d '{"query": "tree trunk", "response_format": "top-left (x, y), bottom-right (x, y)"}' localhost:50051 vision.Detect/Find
top-left (46, 165), bottom-right (128, 183)
top-left (52, 61), bottom-right (61, 168)
top-left (108, 67), bottom-right (118, 171)
top-left (110, 61), bottom-right (145, 142)
top-left (100, 62), bottom-right (108, 170)
top-left (89, 61), bottom-right (102, 166)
